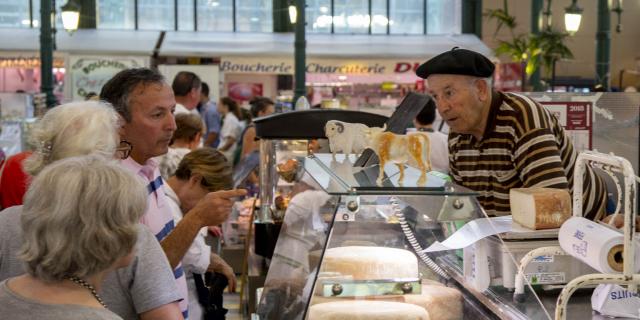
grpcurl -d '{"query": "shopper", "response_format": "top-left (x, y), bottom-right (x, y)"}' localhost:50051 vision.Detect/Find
top-left (173, 71), bottom-right (202, 115)
top-left (158, 112), bottom-right (204, 180)
top-left (0, 155), bottom-right (145, 319)
top-left (412, 99), bottom-right (449, 173)
top-left (417, 47), bottom-right (606, 219)
top-left (240, 96), bottom-right (275, 160)
top-left (0, 101), bottom-right (183, 319)
top-left (165, 148), bottom-right (237, 320)
top-left (201, 82), bottom-right (222, 148)
top-left (217, 97), bottom-right (242, 162)
top-left (100, 68), bottom-right (246, 319)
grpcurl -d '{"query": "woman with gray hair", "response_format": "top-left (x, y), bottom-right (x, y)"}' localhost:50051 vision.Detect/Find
top-left (0, 155), bottom-right (146, 319)
top-left (0, 100), bottom-right (132, 207)
top-left (0, 101), bottom-right (184, 319)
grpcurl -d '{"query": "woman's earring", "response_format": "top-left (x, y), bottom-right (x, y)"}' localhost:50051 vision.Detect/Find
top-left (117, 140), bottom-right (133, 159)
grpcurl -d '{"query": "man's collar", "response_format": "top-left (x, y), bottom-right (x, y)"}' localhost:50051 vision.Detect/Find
top-left (121, 156), bottom-right (159, 180)
top-left (479, 90), bottom-right (503, 141)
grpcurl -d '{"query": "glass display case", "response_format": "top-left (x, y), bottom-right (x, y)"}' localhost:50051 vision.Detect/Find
top-left (255, 153), bottom-right (599, 320)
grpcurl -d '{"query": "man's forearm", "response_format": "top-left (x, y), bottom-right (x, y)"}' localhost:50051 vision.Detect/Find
top-left (160, 214), bottom-right (203, 269)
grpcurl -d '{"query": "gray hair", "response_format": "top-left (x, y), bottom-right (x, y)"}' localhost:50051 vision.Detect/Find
top-left (19, 155), bottom-right (147, 282)
top-left (24, 101), bottom-right (120, 176)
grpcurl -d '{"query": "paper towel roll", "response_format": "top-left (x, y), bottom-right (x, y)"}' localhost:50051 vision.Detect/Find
top-left (559, 217), bottom-right (638, 274)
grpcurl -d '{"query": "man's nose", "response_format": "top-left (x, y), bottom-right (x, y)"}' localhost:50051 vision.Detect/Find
top-left (166, 114), bottom-right (177, 131)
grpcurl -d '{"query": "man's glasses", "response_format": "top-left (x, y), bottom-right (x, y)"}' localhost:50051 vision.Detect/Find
top-left (116, 140), bottom-right (133, 159)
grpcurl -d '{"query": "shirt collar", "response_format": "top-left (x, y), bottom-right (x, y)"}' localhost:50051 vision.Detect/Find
top-left (479, 90), bottom-right (504, 142)
top-left (121, 157), bottom-right (159, 181)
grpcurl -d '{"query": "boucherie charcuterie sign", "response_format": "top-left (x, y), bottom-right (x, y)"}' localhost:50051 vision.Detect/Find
top-left (219, 56), bottom-right (423, 75)
top-left (69, 55), bottom-right (149, 100)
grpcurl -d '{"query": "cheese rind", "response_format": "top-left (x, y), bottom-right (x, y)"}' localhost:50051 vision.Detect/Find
top-left (320, 246), bottom-right (419, 280)
top-left (510, 188), bottom-right (572, 230)
top-left (308, 300), bottom-right (430, 320)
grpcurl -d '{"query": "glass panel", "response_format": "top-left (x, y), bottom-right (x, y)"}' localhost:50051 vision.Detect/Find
top-left (333, 0), bottom-right (368, 34)
top-left (236, 0), bottom-right (272, 32)
top-left (97, 0), bottom-right (135, 29)
top-left (370, 0), bottom-right (386, 34)
top-left (196, 0), bottom-right (233, 31)
top-left (304, 153), bottom-right (477, 196)
top-left (305, 0), bottom-right (330, 34)
top-left (426, 0), bottom-right (461, 34)
top-left (177, 0), bottom-right (194, 30)
top-left (0, 0), bottom-right (30, 28)
top-left (389, 0), bottom-right (423, 35)
top-left (138, 0), bottom-right (174, 30)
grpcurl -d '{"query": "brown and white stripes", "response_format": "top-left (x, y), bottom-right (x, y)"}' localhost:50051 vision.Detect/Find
top-left (448, 92), bottom-right (607, 220)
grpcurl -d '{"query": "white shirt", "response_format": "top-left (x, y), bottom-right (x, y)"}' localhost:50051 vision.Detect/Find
top-left (219, 113), bottom-right (242, 161)
top-left (164, 184), bottom-right (211, 320)
top-left (425, 130), bottom-right (449, 174)
top-left (174, 103), bottom-right (190, 115)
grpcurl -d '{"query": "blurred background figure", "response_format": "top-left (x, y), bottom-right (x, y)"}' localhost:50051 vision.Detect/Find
top-left (158, 112), bottom-right (204, 180)
top-left (240, 97), bottom-right (275, 160)
top-left (412, 99), bottom-right (449, 173)
top-left (0, 155), bottom-right (146, 320)
top-left (173, 71), bottom-right (202, 115)
top-left (217, 97), bottom-right (242, 163)
top-left (200, 82), bottom-right (222, 149)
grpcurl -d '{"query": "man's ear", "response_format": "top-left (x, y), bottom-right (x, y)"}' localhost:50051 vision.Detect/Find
top-left (117, 114), bottom-right (127, 138)
top-left (189, 174), bottom-right (203, 186)
top-left (475, 78), bottom-right (490, 102)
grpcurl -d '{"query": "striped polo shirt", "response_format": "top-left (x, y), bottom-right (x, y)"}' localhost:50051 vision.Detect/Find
top-left (121, 157), bottom-right (190, 319)
top-left (448, 91), bottom-right (607, 220)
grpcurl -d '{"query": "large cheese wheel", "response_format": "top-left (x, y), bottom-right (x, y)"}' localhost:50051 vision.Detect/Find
top-left (402, 284), bottom-right (462, 320)
top-left (510, 188), bottom-right (571, 230)
top-left (320, 246), bottom-right (419, 280)
top-left (308, 300), bottom-right (430, 320)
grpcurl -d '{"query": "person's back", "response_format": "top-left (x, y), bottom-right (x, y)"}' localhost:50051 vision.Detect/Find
top-left (0, 280), bottom-right (121, 320)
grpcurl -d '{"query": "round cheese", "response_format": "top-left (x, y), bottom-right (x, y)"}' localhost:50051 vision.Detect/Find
top-left (308, 300), bottom-right (430, 320)
top-left (321, 246), bottom-right (419, 280)
top-left (402, 284), bottom-right (462, 320)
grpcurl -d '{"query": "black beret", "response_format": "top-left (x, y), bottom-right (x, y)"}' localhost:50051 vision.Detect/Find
top-left (416, 47), bottom-right (495, 79)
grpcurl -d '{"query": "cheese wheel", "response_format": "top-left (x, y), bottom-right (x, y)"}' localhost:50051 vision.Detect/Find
top-left (321, 246), bottom-right (419, 280)
top-left (308, 300), bottom-right (430, 320)
top-left (510, 188), bottom-right (571, 230)
top-left (402, 285), bottom-right (462, 320)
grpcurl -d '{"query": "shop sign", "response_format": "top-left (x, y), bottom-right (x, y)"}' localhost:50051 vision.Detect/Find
top-left (228, 82), bottom-right (263, 101)
top-left (220, 57), bottom-right (422, 75)
top-left (69, 55), bottom-right (148, 100)
top-left (494, 62), bottom-right (523, 92)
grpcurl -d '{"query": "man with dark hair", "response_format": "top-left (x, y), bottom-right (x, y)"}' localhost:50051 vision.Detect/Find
top-left (172, 71), bottom-right (202, 115)
top-left (201, 82), bottom-right (222, 148)
top-left (417, 48), bottom-right (606, 219)
top-left (412, 99), bottom-right (449, 173)
top-left (100, 68), bottom-right (246, 319)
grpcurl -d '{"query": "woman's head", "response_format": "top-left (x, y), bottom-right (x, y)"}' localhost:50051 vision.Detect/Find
top-left (249, 97), bottom-right (275, 119)
top-left (173, 148), bottom-right (232, 211)
top-left (19, 155), bottom-right (147, 282)
top-left (218, 97), bottom-right (240, 119)
top-left (24, 101), bottom-right (121, 176)
top-left (172, 113), bottom-right (204, 148)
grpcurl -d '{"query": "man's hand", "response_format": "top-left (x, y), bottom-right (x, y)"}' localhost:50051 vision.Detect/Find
top-left (190, 189), bottom-right (247, 228)
top-left (209, 253), bottom-right (237, 293)
top-left (208, 226), bottom-right (223, 237)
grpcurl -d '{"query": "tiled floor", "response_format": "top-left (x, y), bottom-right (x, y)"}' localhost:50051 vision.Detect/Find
top-left (224, 292), bottom-right (242, 320)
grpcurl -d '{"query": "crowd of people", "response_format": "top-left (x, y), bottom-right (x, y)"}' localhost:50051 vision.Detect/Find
top-left (0, 68), bottom-right (265, 320)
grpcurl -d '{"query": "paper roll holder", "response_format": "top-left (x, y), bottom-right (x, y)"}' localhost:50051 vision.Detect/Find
top-left (510, 150), bottom-right (640, 320)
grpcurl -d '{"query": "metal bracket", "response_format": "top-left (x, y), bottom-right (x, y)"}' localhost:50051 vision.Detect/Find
top-left (320, 278), bottom-right (422, 297)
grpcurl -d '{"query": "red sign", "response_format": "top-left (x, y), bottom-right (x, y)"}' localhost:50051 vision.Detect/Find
top-left (228, 82), bottom-right (263, 101)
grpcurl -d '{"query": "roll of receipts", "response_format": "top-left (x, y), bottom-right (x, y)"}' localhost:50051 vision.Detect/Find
top-left (559, 217), bottom-right (640, 274)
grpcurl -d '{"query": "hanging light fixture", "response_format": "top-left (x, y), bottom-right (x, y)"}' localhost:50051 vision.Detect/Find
top-left (60, 0), bottom-right (80, 34)
top-left (289, 5), bottom-right (297, 24)
top-left (611, 0), bottom-right (623, 33)
top-left (564, 0), bottom-right (583, 34)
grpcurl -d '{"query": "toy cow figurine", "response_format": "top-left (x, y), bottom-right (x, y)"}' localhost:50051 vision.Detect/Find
top-left (324, 120), bottom-right (372, 160)
top-left (368, 130), bottom-right (432, 186)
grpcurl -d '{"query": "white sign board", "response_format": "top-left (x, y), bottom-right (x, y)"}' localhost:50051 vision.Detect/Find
top-left (69, 55), bottom-right (149, 101)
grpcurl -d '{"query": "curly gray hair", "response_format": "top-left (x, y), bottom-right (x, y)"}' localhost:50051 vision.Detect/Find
top-left (19, 155), bottom-right (147, 282)
top-left (23, 100), bottom-right (121, 176)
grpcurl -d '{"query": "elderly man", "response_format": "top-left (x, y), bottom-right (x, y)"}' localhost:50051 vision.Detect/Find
top-left (100, 68), bottom-right (246, 319)
top-left (417, 48), bottom-right (607, 220)
top-left (173, 71), bottom-right (202, 115)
